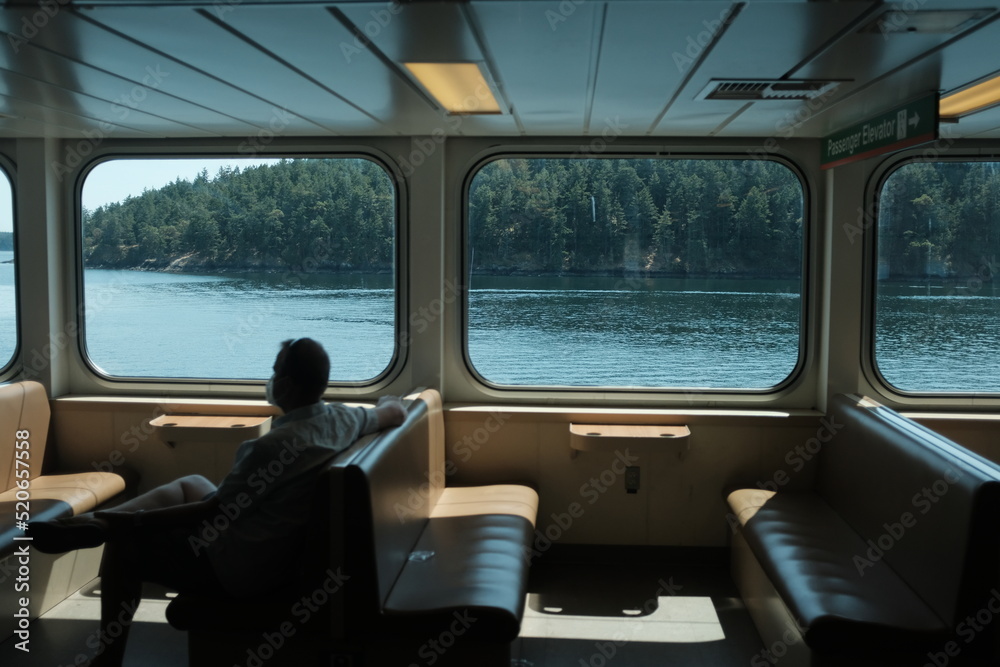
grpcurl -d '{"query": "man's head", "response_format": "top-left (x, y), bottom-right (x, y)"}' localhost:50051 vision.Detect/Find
top-left (267, 338), bottom-right (330, 411)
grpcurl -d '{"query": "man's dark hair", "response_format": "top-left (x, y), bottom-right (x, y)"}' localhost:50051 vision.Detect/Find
top-left (277, 338), bottom-right (330, 402)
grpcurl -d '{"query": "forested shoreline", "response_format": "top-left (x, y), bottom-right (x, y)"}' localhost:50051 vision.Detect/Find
top-left (81, 157), bottom-right (998, 280)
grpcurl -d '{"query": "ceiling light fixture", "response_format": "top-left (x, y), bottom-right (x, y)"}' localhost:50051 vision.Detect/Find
top-left (404, 62), bottom-right (502, 115)
top-left (940, 72), bottom-right (1000, 119)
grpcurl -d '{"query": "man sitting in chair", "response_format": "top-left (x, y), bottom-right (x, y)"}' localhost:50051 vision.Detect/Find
top-left (29, 337), bottom-right (407, 666)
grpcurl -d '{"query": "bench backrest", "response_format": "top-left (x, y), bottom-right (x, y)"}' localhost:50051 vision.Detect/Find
top-left (819, 394), bottom-right (1000, 626)
top-left (326, 389), bottom-right (444, 636)
top-left (0, 381), bottom-right (50, 491)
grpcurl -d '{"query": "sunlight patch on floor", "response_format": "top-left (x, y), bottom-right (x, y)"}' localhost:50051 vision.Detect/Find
top-left (38, 579), bottom-right (173, 624)
top-left (519, 594), bottom-right (725, 643)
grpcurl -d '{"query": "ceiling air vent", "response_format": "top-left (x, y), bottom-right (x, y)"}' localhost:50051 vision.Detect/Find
top-left (698, 79), bottom-right (841, 102)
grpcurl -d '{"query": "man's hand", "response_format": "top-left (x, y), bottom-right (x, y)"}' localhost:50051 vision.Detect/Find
top-left (374, 395), bottom-right (407, 429)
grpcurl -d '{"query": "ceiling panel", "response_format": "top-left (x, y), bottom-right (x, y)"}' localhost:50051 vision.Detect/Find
top-left (0, 62), bottom-right (225, 137)
top-left (0, 8), bottom-right (304, 135)
top-left (212, 5), bottom-right (443, 134)
top-left (943, 108), bottom-right (1000, 139)
top-left (334, 2), bottom-right (522, 134)
top-left (592, 1), bottom-right (733, 134)
top-left (86, 7), bottom-right (386, 133)
top-left (795, 4), bottom-right (997, 84)
top-left (0, 24), bottom-right (266, 135)
top-left (0, 51), bottom-right (246, 136)
top-left (472, 1), bottom-right (598, 134)
top-left (337, 2), bottom-right (482, 64)
top-left (669, 2), bottom-right (873, 137)
top-left (0, 2), bottom-right (989, 140)
top-left (937, 17), bottom-right (1000, 95)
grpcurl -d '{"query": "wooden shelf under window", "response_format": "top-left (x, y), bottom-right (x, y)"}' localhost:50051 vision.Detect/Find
top-left (150, 415), bottom-right (271, 446)
top-left (569, 423), bottom-right (690, 456)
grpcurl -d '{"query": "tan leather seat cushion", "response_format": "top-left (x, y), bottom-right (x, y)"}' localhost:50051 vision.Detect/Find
top-left (431, 484), bottom-right (539, 527)
top-left (0, 472), bottom-right (126, 514)
top-left (726, 488), bottom-right (776, 529)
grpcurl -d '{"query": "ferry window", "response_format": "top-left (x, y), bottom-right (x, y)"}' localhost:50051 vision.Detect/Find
top-left (874, 160), bottom-right (1000, 393)
top-left (0, 169), bottom-right (14, 370)
top-left (465, 157), bottom-right (805, 389)
top-left (81, 157), bottom-right (396, 382)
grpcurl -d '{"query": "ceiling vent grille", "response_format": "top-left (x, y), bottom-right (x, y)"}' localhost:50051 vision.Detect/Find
top-left (698, 79), bottom-right (842, 101)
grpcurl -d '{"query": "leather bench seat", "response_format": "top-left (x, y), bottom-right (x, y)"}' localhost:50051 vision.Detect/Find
top-left (383, 513), bottom-right (534, 642)
top-left (729, 489), bottom-right (949, 653)
top-left (0, 381), bottom-right (127, 558)
top-left (728, 394), bottom-right (1000, 666)
top-left (0, 472), bottom-right (126, 513)
top-left (166, 389), bottom-right (537, 667)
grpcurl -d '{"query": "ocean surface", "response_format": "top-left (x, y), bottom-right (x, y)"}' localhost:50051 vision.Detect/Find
top-left (0, 254), bottom-right (997, 392)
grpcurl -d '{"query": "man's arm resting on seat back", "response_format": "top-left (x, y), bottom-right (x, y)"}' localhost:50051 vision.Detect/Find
top-left (375, 396), bottom-right (406, 430)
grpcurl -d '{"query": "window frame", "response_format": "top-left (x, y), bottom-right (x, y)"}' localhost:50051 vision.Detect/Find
top-left (0, 156), bottom-right (18, 379)
top-left (865, 152), bottom-right (1000, 399)
top-left (74, 150), bottom-right (407, 390)
top-left (460, 149), bottom-right (812, 396)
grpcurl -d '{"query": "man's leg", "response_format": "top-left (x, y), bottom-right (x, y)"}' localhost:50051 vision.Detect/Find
top-left (107, 474), bottom-right (216, 512)
top-left (30, 475), bottom-right (217, 553)
top-left (87, 475), bottom-right (218, 666)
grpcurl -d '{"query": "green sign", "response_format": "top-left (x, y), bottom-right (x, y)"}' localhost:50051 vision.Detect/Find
top-left (821, 93), bottom-right (938, 169)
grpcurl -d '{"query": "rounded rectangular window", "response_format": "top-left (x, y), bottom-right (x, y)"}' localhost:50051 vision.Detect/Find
top-left (81, 157), bottom-right (397, 382)
top-left (0, 167), bottom-right (14, 370)
top-left (465, 157), bottom-right (805, 389)
top-left (874, 160), bottom-right (1000, 393)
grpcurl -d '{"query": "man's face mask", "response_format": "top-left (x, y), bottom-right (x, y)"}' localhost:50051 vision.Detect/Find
top-left (265, 374), bottom-right (278, 406)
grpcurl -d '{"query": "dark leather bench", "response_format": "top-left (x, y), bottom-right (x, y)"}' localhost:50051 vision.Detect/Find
top-left (727, 394), bottom-right (1000, 666)
top-left (167, 389), bottom-right (538, 667)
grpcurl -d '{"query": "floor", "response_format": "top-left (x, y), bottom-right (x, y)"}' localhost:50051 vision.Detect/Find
top-left (0, 547), bottom-right (764, 666)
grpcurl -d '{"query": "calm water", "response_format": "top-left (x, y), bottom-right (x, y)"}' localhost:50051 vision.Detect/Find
top-left (468, 275), bottom-right (801, 388)
top-left (0, 258), bottom-right (998, 392)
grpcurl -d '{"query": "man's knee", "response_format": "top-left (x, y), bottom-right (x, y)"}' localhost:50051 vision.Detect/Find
top-left (177, 475), bottom-right (215, 500)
